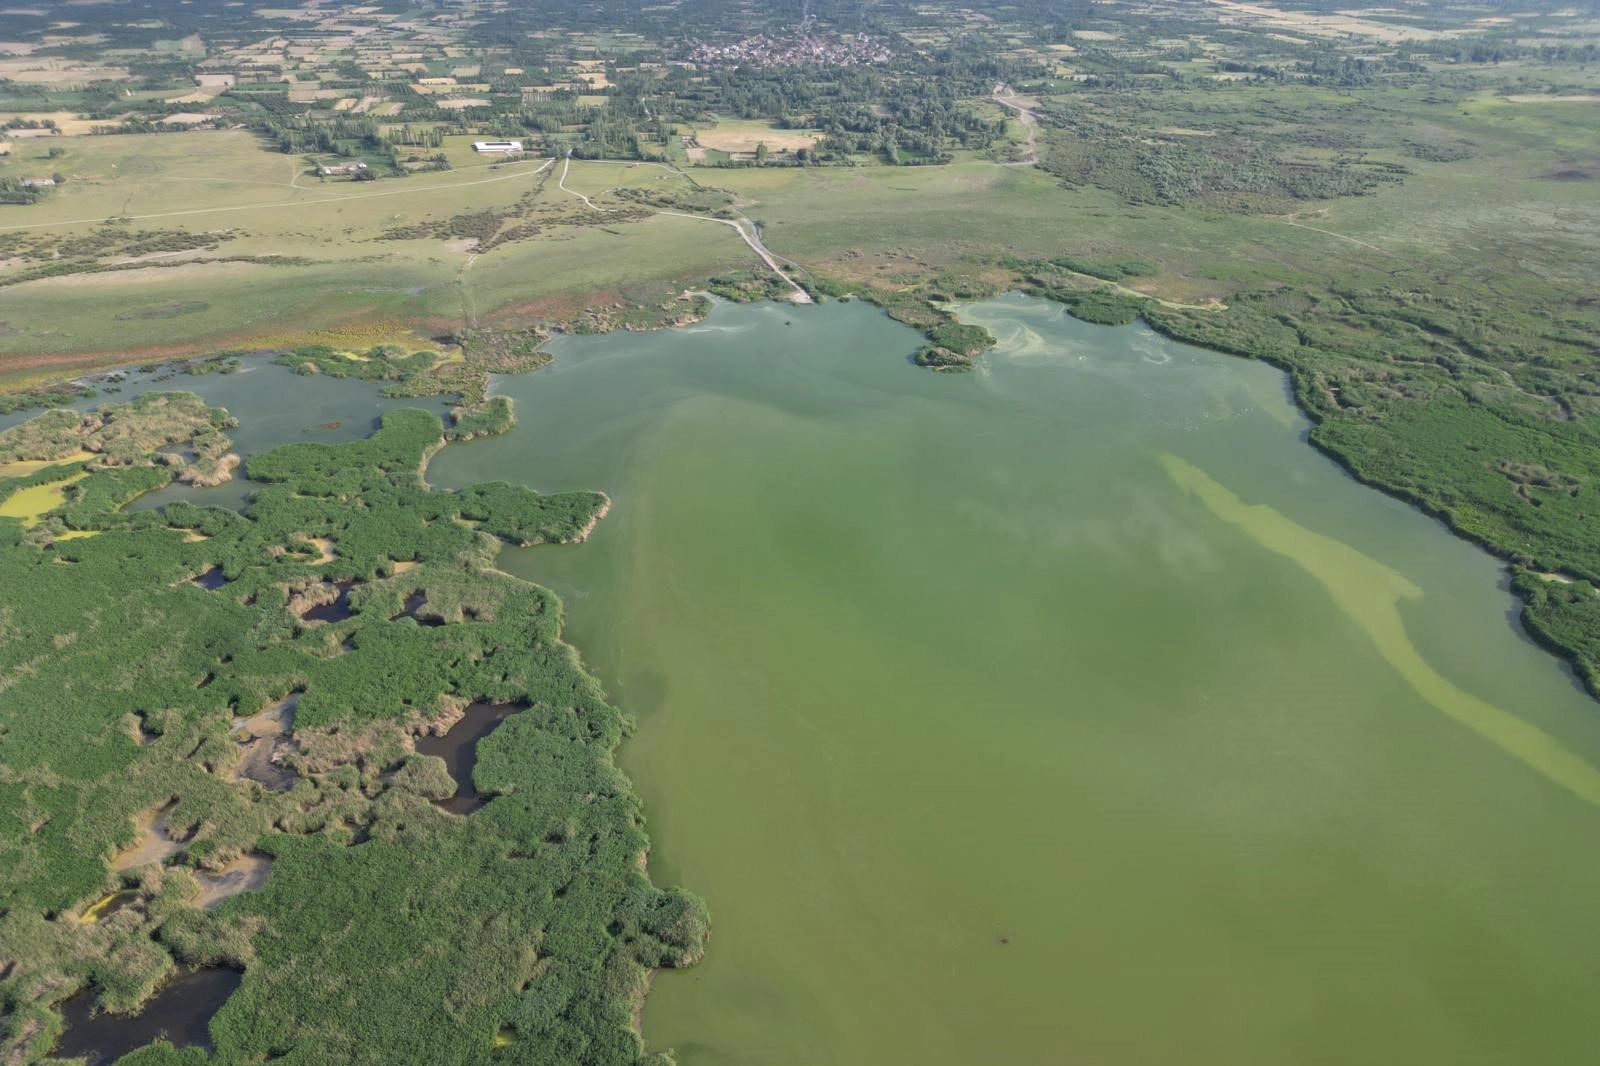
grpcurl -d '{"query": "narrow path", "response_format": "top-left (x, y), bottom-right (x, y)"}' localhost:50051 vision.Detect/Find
top-left (557, 153), bottom-right (597, 210)
top-left (1275, 217), bottom-right (1399, 257)
top-left (658, 210), bottom-right (812, 303)
top-left (1062, 268), bottom-right (1228, 312)
top-left (990, 83), bottom-right (1040, 167)
top-left (557, 156), bottom-right (812, 304)
top-left (455, 251), bottom-right (480, 328)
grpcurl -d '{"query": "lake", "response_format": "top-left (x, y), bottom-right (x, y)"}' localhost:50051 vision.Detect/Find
top-left (98, 294), bottom-right (1600, 1066)
top-left (430, 294), bottom-right (1600, 1066)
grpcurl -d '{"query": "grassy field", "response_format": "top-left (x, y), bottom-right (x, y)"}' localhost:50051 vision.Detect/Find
top-left (0, 135), bottom-right (751, 384)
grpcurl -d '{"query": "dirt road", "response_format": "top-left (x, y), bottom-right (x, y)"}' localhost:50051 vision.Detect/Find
top-left (556, 154), bottom-right (811, 303)
top-left (991, 83), bottom-right (1040, 166)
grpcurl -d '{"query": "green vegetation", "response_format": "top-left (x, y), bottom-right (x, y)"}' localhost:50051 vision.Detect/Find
top-left (0, 386), bottom-right (91, 416)
top-left (911, 318), bottom-right (996, 371)
top-left (0, 401), bottom-right (704, 1064)
top-left (0, 393), bottom-right (239, 508)
top-left (1513, 572), bottom-right (1600, 696)
top-left (446, 396), bottom-right (516, 442)
top-left (0, 392), bottom-right (233, 465)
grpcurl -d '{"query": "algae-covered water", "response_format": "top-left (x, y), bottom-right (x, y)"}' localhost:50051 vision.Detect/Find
top-left (424, 295), bottom-right (1600, 1066)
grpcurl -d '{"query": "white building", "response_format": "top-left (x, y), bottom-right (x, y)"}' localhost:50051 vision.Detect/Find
top-left (472, 140), bottom-right (524, 153)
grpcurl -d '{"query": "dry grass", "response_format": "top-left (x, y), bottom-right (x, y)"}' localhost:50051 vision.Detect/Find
top-left (694, 120), bottom-right (821, 154)
top-left (0, 451), bottom-right (92, 477)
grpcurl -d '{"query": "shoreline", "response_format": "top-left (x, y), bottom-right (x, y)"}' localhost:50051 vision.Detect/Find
top-left (7, 285), bottom-right (1595, 703)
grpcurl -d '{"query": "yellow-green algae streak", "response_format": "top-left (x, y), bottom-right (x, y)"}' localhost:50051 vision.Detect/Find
top-left (1160, 453), bottom-right (1600, 805)
top-left (78, 890), bottom-right (134, 924)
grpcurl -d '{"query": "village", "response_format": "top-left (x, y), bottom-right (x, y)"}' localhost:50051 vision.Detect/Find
top-left (683, 31), bottom-right (894, 70)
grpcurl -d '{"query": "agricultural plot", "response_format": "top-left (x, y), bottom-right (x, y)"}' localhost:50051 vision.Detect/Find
top-left (688, 118), bottom-right (823, 159)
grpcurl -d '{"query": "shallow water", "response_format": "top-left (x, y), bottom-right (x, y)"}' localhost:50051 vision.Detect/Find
top-left (414, 701), bottom-right (524, 814)
top-left (105, 360), bottom-right (448, 512)
top-left (54, 967), bottom-right (243, 1066)
top-left (190, 567), bottom-right (229, 591)
top-left (425, 295), bottom-right (1600, 1066)
top-left (299, 580), bottom-right (355, 624)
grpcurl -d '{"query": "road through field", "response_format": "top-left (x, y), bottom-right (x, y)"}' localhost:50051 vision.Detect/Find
top-left (559, 153), bottom-right (812, 303)
top-left (991, 83), bottom-right (1039, 166)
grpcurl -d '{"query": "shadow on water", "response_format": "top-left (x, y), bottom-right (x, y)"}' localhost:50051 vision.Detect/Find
top-left (54, 967), bottom-right (243, 1066)
top-left (390, 590), bottom-right (445, 626)
top-left (415, 702), bottom-right (523, 814)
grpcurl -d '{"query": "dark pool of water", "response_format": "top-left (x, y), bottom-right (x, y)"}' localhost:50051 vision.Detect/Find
top-left (54, 967), bottom-right (243, 1066)
top-left (190, 568), bottom-right (228, 591)
top-left (413, 702), bottom-right (523, 814)
top-left (301, 580), bottom-right (354, 623)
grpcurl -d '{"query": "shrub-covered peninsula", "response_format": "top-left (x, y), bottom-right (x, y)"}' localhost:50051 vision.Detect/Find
top-left (0, 398), bottom-right (706, 1065)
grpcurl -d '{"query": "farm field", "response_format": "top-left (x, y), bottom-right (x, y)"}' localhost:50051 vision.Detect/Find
top-left (686, 117), bottom-right (822, 158)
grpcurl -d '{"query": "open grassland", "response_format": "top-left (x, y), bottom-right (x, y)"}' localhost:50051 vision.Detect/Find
top-left (0, 134), bottom-right (749, 382)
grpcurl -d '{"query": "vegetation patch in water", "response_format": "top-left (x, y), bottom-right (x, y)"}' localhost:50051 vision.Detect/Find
top-left (1161, 453), bottom-right (1600, 806)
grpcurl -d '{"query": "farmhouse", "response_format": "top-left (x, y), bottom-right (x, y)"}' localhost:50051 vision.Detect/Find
top-left (317, 160), bottom-right (369, 176)
top-left (472, 139), bottom-right (523, 153)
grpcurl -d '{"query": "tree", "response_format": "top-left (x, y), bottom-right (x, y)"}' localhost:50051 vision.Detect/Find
top-left (755, 140), bottom-right (768, 164)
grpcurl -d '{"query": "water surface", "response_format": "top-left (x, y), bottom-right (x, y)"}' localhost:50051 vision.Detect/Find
top-left (427, 295), bottom-right (1600, 1066)
top-left (86, 360), bottom-right (445, 512)
top-left (55, 968), bottom-right (243, 1065)
top-left (414, 701), bottom-right (524, 814)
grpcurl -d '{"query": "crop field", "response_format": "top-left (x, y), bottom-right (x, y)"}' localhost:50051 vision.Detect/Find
top-left (690, 119), bottom-right (823, 155)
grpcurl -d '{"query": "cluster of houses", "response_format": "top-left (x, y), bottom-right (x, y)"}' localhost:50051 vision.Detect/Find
top-left (684, 32), bottom-right (892, 69)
